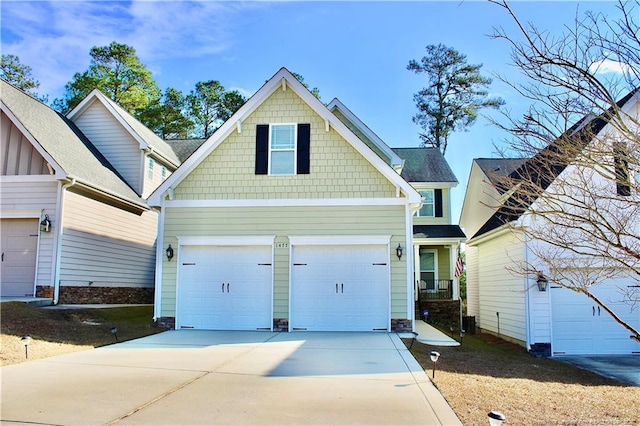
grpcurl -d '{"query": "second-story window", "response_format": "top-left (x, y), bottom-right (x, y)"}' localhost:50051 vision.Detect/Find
top-left (270, 124), bottom-right (296, 175)
top-left (147, 158), bottom-right (154, 179)
top-left (418, 190), bottom-right (434, 217)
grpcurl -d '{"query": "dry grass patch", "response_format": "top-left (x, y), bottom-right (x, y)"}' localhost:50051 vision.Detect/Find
top-left (407, 332), bottom-right (639, 426)
top-left (1, 302), bottom-right (164, 366)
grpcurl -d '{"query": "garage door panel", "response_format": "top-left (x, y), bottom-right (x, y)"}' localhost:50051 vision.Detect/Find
top-left (551, 282), bottom-right (640, 355)
top-left (178, 245), bottom-right (272, 330)
top-left (0, 219), bottom-right (38, 296)
top-left (291, 245), bottom-right (389, 332)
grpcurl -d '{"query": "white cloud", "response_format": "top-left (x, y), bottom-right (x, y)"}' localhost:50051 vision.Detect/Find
top-left (0, 0), bottom-right (265, 99)
top-left (589, 59), bottom-right (633, 75)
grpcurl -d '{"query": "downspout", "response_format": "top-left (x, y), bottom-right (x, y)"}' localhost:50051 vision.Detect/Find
top-left (406, 200), bottom-right (421, 333)
top-left (53, 177), bottom-right (76, 305)
top-left (524, 233), bottom-right (532, 351)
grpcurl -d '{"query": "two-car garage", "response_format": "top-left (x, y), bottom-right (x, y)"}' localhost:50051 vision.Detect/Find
top-left (175, 237), bottom-right (392, 332)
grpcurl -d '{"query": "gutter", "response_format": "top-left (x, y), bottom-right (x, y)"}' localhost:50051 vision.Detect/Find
top-left (53, 177), bottom-right (76, 304)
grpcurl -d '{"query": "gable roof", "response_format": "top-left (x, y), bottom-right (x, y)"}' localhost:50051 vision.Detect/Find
top-left (392, 147), bottom-right (458, 185)
top-left (0, 79), bottom-right (147, 213)
top-left (471, 88), bottom-right (640, 240)
top-left (165, 138), bottom-right (206, 162)
top-left (327, 98), bottom-right (403, 170)
top-left (68, 90), bottom-right (181, 168)
top-left (475, 158), bottom-right (527, 193)
top-left (148, 67), bottom-right (422, 207)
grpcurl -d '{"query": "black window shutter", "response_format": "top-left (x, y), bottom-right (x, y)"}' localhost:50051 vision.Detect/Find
top-left (255, 124), bottom-right (269, 175)
top-left (434, 189), bottom-right (443, 217)
top-left (297, 123), bottom-right (310, 174)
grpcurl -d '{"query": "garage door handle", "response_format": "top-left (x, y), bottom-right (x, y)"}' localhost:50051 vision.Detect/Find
top-left (597, 306), bottom-right (601, 316)
top-left (592, 306), bottom-right (595, 316)
top-left (341, 283), bottom-right (344, 293)
top-left (1, 252), bottom-right (3, 262)
top-left (336, 283), bottom-right (338, 293)
top-left (227, 283), bottom-right (230, 293)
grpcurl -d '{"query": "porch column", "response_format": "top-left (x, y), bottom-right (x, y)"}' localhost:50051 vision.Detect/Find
top-left (451, 243), bottom-right (459, 300)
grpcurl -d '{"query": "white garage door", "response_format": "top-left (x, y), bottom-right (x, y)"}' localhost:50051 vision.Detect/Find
top-left (0, 219), bottom-right (38, 297)
top-left (290, 244), bottom-right (390, 331)
top-left (551, 280), bottom-right (640, 355)
top-left (177, 245), bottom-right (272, 330)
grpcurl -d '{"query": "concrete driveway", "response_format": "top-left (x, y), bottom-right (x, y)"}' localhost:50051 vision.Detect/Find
top-left (557, 355), bottom-right (640, 386)
top-left (1, 331), bottom-right (461, 425)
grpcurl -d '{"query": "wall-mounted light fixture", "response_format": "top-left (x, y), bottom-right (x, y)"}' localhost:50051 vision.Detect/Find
top-left (166, 244), bottom-right (174, 261)
top-left (536, 273), bottom-right (548, 292)
top-left (396, 243), bottom-right (403, 260)
top-left (40, 214), bottom-right (51, 232)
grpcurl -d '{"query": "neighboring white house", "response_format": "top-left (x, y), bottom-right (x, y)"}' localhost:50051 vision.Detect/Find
top-left (0, 80), bottom-right (177, 304)
top-left (460, 90), bottom-right (640, 356)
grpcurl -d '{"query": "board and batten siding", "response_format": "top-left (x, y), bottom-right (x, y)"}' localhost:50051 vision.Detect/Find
top-left (0, 179), bottom-right (59, 287)
top-left (160, 205), bottom-right (408, 320)
top-left (174, 88), bottom-right (397, 200)
top-left (477, 231), bottom-right (527, 344)
top-left (71, 101), bottom-right (143, 194)
top-left (59, 191), bottom-right (157, 288)
top-left (1, 112), bottom-right (50, 176)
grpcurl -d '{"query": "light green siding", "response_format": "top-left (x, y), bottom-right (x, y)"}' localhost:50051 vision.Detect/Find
top-left (413, 187), bottom-right (451, 225)
top-left (330, 108), bottom-right (392, 164)
top-left (174, 88), bottom-right (396, 200)
top-left (161, 205), bottom-right (408, 319)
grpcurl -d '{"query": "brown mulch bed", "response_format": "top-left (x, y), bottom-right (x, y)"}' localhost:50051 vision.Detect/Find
top-left (407, 331), bottom-right (639, 426)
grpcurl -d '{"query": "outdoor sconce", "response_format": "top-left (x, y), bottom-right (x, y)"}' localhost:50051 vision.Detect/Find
top-left (396, 243), bottom-right (403, 260)
top-left (536, 273), bottom-right (548, 292)
top-left (488, 411), bottom-right (506, 426)
top-left (166, 244), bottom-right (174, 261)
top-left (21, 336), bottom-right (31, 359)
top-left (40, 214), bottom-right (51, 232)
top-left (429, 350), bottom-right (440, 378)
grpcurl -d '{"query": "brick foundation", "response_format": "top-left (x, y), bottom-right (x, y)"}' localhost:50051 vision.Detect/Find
top-left (58, 286), bottom-right (154, 304)
top-left (391, 318), bottom-right (412, 332)
top-left (35, 286), bottom-right (54, 298)
top-left (273, 318), bottom-right (288, 332)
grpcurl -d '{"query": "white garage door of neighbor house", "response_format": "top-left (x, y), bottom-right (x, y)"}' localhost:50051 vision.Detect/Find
top-left (177, 245), bottom-right (273, 330)
top-left (290, 245), bottom-right (390, 331)
top-left (0, 219), bottom-right (39, 297)
top-left (551, 280), bottom-right (640, 355)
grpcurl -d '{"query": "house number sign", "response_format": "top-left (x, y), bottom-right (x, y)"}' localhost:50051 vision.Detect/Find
top-left (275, 242), bottom-right (289, 249)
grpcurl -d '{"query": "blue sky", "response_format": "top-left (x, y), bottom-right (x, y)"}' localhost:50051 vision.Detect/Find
top-left (0, 1), bottom-right (624, 221)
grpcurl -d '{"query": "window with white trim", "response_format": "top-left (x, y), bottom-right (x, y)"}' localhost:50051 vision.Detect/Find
top-left (417, 190), bottom-right (434, 217)
top-left (161, 166), bottom-right (167, 181)
top-left (147, 158), bottom-right (154, 179)
top-left (270, 124), bottom-right (296, 175)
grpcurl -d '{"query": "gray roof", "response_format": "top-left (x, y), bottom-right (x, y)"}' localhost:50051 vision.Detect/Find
top-left (392, 147), bottom-right (458, 183)
top-left (1, 80), bottom-right (146, 211)
top-left (165, 139), bottom-right (206, 163)
top-left (413, 225), bottom-right (466, 239)
top-left (99, 94), bottom-right (181, 167)
top-left (475, 158), bottom-right (527, 193)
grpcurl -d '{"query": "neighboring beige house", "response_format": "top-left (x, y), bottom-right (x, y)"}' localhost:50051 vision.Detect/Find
top-left (460, 90), bottom-right (640, 356)
top-left (148, 67), bottom-right (464, 332)
top-left (0, 80), bottom-right (177, 304)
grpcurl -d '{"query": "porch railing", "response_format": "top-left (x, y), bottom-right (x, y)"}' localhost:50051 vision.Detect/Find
top-left (417, 280), bottom-right (453, 300)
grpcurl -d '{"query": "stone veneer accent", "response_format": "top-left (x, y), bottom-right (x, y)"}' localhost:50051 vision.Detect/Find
top-left (391, 319), bottom-right (413, 332)
top-left (157, 317), bottom-right (176, 329)
top-left (273, 318), bottom-right (289, 332)
top-left (35, 286), bottom-right (54, 298)
top-left (58, 287), bottom-right (154, 304)
top-left (420, 300), bottom-right (461, 329)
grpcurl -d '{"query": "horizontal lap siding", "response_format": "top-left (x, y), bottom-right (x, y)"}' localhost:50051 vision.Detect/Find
top-left (478, 231), bottom-right (526, 343)
top-left (59, 191), bottom-right (157, 288)
top-left (465, 245), bottom-right (480, 319)
top-left (0, 180), bottom-right (58, 286)
top-left (161, 205), bottom-right (407, 319)
top-left (72, 102), bottom-right (142, 194)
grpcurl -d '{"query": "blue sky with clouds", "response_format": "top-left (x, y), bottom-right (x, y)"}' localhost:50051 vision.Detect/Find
top-left (0, 1), bottom-right (623, 220)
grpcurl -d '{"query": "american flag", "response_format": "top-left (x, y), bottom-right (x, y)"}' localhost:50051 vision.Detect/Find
top-left (455, 254), bottom-right (464, 277)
